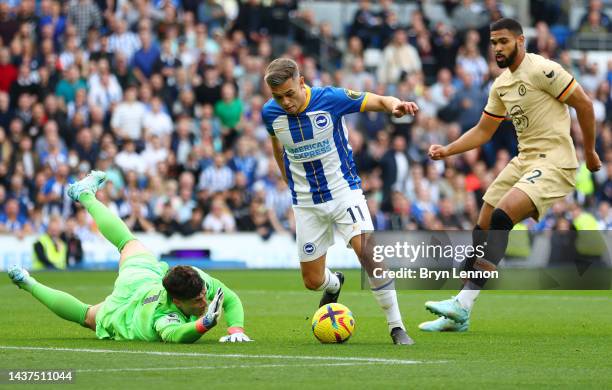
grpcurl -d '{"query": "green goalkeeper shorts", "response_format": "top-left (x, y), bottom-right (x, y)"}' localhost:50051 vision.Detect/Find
top-left (95, 253), bottom-right (169, 340)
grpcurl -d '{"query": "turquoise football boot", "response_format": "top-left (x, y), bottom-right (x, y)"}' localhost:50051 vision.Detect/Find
top-left (8, 265), bottom-right (36, 290)
top-left (424, 297), bottom-right (470, 324)
top-left (418, 316), bottom-right (469, 332)
top-left (67, 170), bottom-right (107, 202)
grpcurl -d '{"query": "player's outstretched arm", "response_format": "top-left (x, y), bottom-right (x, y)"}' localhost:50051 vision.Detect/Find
top-left (211, 279), bottom-right (252, 343)
top-left (563, 83), bottom-right (602, 172)
top-left (363, 93), bottom-right (419, 117)
top-left (155, 288), bottom-right (224, 343)
top-left (429, 114), bottom-right (500, 160)
top-left (271, 136), bottom-right (288, 184)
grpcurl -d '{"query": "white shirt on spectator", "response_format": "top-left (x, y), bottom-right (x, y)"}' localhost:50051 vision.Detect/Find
top-left (202, 213), bottom-right (236, 233)
top-left (377, 44), bottom-right (422, 85)
top-left (141, 145), bottom-right (168, 175)
top-left (143, 110), bottom-right (173, 138)
top-left (115, 150), bottom-right (145, 174)
top-left (111, 101), bottom-right (146, 140)
top-left (88, 80), bottom-right (123, 113)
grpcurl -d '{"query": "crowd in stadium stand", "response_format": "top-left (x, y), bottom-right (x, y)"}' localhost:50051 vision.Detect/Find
top-left (0, 0), bottom-right (610, 243)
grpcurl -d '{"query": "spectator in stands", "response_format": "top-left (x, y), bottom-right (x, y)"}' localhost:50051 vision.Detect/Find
top-left (111, 85), bottom-right (146, 142)
top-left (32, 215), bottom-right (65, 269)
top-left (0, 198), bottom-right (31, 237)
top-left (579, 9), bottom-right (612, 34)
top-left (377, 29), bottom-right (422, 86)
top-left (452, 0), bottom-right (488, 32)
top-left (132, 27), bottom-right (160, 84)
top-left (62, 217), bottom-right (84, 268)
top-left (203, 196), bottom-right (236, 233)
top-left (55, 65), bottom-right (86, 105)
top-left (180, 206), bottom-right (204, 236)
top-left (578, 0), bottom-right (612, 33)
top-left (68, 0), bottom-right (102, 43)
top-left (154, 201), bottom-right (181, 237)
top-left (215, 82), bottom-right (243, 148)
top-left (350, 0), bottom-right (383, 49)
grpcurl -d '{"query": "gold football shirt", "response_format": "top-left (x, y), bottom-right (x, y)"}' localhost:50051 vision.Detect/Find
top-left (483, 53), bottom-right (579, 168)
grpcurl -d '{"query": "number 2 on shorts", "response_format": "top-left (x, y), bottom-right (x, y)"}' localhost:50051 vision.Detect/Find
top-left (524, 169), bottom-right (542, 183)
top-left (346, 205), bottom-right (365, 223)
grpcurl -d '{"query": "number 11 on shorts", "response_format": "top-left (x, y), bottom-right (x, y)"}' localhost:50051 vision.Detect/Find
top-left (347, 205), bottom-right (365, 223)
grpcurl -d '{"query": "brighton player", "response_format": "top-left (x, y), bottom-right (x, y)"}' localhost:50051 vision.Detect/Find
top-left (8, 171), bottom-right (251, 343)
top-left (420, 18), bottom-right (602, 332)
top-left (262, 58), bottom-right (419, 345)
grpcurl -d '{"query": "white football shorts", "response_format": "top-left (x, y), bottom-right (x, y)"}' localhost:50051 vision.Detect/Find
top-left (293, 189), bottom-right (374, 262)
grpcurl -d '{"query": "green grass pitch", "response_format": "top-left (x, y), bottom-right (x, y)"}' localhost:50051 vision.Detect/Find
top-left (1, 270), bottom-right (611, 389)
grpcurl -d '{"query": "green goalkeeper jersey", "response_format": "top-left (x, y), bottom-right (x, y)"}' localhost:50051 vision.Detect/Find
top-left (95, 257), bottom-right (244, 343)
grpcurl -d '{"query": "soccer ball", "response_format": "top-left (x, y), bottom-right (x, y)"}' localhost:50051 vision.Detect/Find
top-left (311, 303), bottom-right (355, 343)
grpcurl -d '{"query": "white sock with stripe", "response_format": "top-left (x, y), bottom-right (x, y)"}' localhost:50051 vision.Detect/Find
top-left (369, 278), bottom-right (404, 332)
top-left (317, 268), bottom-right (340, 293)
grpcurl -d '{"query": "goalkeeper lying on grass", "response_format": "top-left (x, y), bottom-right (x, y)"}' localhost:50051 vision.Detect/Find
top-left (8, 171), bottom-right (252, 344)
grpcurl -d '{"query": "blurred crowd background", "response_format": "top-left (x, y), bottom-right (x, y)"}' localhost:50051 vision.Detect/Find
top-left (0, 0), bottom-right (611, 254)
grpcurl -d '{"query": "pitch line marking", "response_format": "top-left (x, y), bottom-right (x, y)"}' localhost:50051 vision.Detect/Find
top-left (0, 346), bottom-right (447, 365)
top-left (78, 362), bottom-right (381, 373)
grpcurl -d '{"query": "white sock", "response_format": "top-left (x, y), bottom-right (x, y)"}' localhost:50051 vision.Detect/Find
top-left (317, 268), bottom-right (340, 293)
top-left (456, 282), bottom-right (480, 310)
top-left (370, 279), bottom-right (404, 332)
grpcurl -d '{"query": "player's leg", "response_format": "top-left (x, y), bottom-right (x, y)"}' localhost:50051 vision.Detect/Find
top-left (68, 171), bottom-right (151, 268)
top-left (421, 159), bottom-right (524, 330)
top-left (349, 233), bottom-right (414, 345)
top-left (8, 266), bottom-right (93, 330)
top-left (83, 302), bottom-right (103, 331)
top-left (294, 205), bottom-right (341, 305)
top-left (335, 191), bottom-right (413, 344)
top-left (425, 188), bottom-right (537, 324)
top-left (453, 202), bottom-right (494, 311)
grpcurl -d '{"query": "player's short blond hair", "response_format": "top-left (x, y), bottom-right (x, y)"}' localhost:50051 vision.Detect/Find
top-left (264, 58), bottom-right (300, 87)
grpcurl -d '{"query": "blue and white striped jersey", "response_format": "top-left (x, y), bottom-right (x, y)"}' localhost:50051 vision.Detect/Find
top-left (263, 86), bottom-right (368, 205)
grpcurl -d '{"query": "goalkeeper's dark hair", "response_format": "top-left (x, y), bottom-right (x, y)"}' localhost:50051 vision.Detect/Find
top-left (490, 18), bottom-right (523, 36)
top-left (163, 266), bottom-right (204, 300)
top-left (264, 58), bottom-right (300, 87)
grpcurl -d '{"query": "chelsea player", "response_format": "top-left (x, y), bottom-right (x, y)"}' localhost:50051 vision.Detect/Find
top-left (262, 58), bottom-right (419, 345)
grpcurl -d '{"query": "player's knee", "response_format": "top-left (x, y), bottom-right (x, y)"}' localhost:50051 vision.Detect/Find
top-left (490, 208), bottom-right (514, 231)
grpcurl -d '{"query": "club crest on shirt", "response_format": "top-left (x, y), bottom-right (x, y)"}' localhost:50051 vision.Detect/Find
top-left (344, 89), bottom-right (363, 100)
top-left (518, 84), bottom-right (527, 96)
top-left (312, 113), bottom-right (331, 129)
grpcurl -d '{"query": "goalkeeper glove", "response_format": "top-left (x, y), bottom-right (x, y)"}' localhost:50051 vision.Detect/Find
top-left (219, 327), bottom-right (252, 343)
top-left (197, 287), bottom-right (224, 333)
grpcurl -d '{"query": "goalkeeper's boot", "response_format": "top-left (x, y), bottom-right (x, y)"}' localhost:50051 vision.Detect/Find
top-left (390, 327), bottom-right (415, 345)
top-left (425, 297), bottom-right (470, 324)
top-left (418, 316), bottom-right (469, 332)
top-left (67, 170), bottom-right (107, 202)
top-left (319, 272), bottom-right (344, 307)
top-left (8, 266), bottom-right (36, 290)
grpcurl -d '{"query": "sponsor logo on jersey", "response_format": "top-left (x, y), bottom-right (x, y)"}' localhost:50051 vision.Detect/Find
top-left (286, 139), bottom-right (332, 160)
